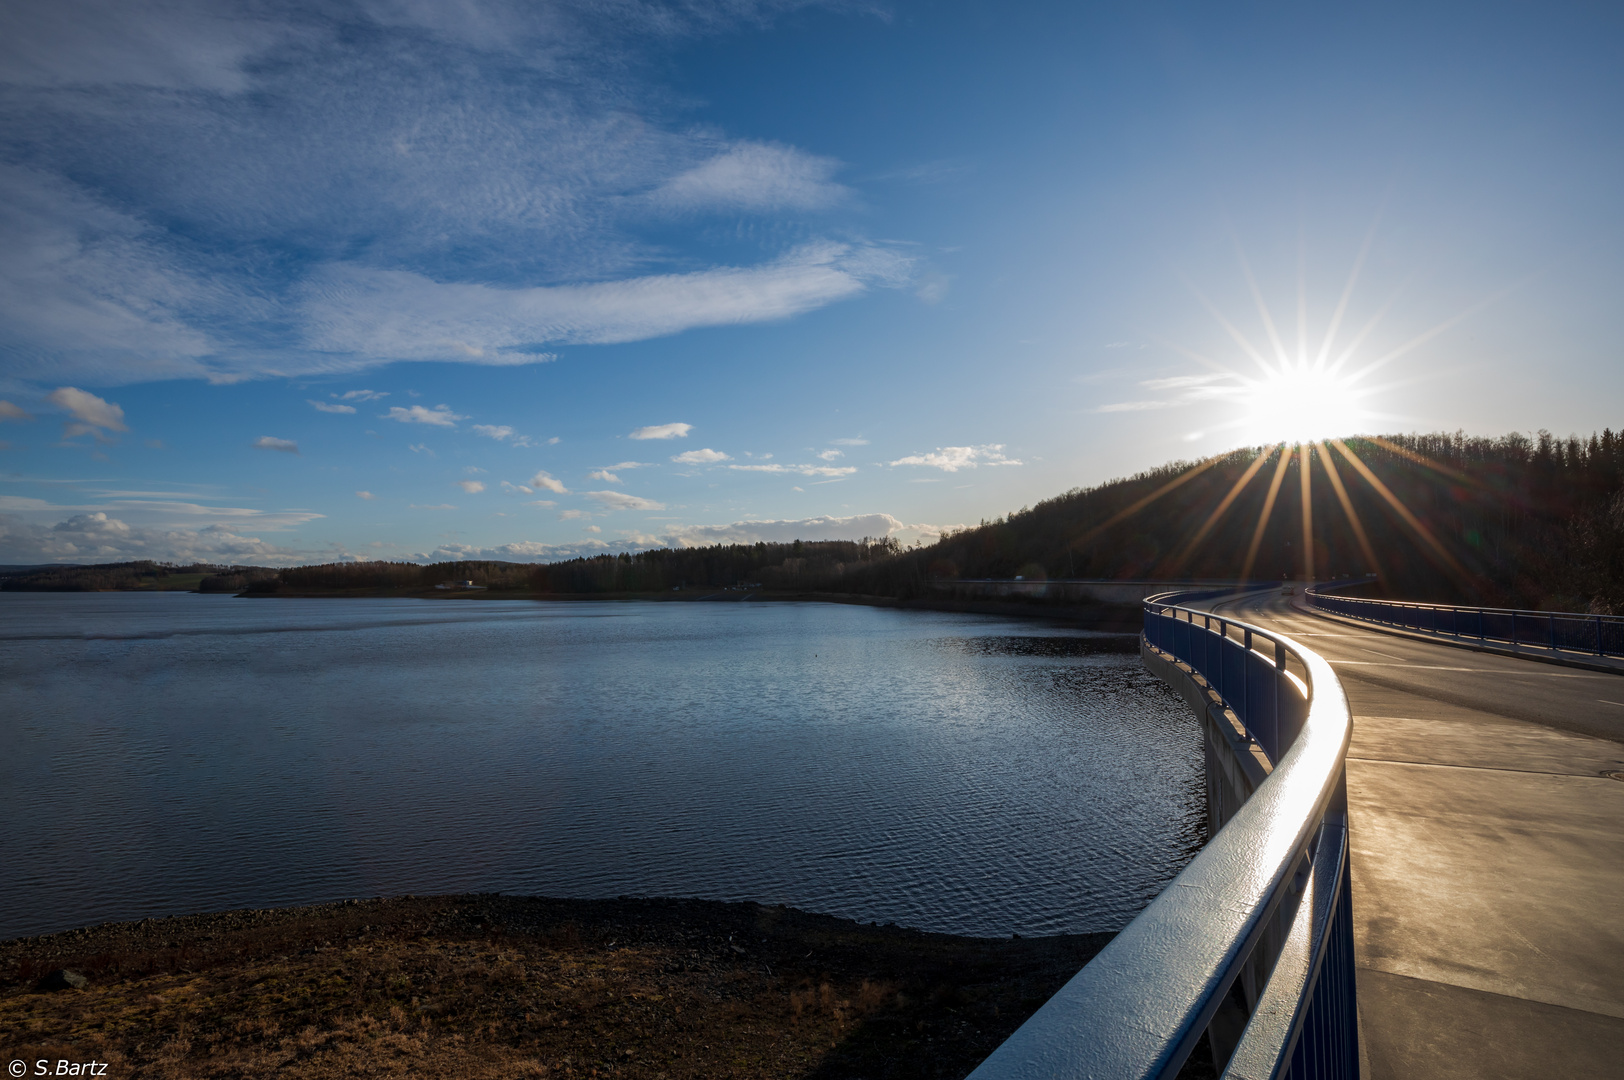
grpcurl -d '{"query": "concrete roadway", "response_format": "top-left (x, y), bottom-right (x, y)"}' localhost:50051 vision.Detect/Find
top-left (1199, 590), bottom-right (1624, 1079)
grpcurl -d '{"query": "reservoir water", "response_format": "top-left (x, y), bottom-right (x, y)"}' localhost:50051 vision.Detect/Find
top-left (0, 593), bottom-right (1204, 941)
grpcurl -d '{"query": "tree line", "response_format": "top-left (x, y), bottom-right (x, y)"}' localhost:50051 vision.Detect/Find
top-left (5, 428), bottom-right (1621, 612)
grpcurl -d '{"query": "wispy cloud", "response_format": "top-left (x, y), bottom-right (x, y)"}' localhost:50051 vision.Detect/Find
top-left (457, 479), bottom-right (486, 493)
top-left (815, 449), bottom-right (843, 461)
top-left (302, 242), bottom-right (909, 366)
top-left (727, 462), bottom-right (856, 477)
top-left (336, 389), bottom-right (389, 402)
top-left (888, 444), bottom-right (1021, 472)
top-left (631, 422), bottom-right (692, 440)
top-left (253, 436), bottom-right (299, 454)
top-left (356, 490), bottom-right (375, 499)
top-left (1095, 400), bottom-right (1172, 412)
top-left (310, 400), bottom-right (356, 414)
top-left (830, 437), bottom-right (869, 446)
top-left (663, 513), bottom-right (903, 547)
top-left (385, 404), bottom-right (465, 427)
top-left (585, 490), bottom-right (665, 511)
top-left (0, 1), bottom-right (897, 385)
top-left (472, 424), bottom-right (534, 446)
top-left (672, 447), bottom-right (730, 464)
top-left (588, 469), bottom-right (623, 483)
top-left (0, 401), bottom-right (32, 421)
top-left (650, 142), bottom-right (846, 213)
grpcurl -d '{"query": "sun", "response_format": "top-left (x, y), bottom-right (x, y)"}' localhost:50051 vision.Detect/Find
top-left (1235, 363), bottom-right (1371, 446)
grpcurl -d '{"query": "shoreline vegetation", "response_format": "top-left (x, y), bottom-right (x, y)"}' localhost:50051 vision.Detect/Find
top-left (1, 894), bottom-right (1132, 1080)
top-left (4, 430), bottom-right (1622, 612)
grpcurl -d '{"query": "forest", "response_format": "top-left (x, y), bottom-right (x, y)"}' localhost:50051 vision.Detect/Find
top-left (4, 429), bottom-right (1621, 613)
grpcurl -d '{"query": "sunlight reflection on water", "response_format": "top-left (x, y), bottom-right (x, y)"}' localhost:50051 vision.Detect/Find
top-left (0, 594), bottom-right (1204, 940)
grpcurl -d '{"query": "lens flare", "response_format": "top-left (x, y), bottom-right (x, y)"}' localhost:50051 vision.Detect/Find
top-left (1232, 364), bottom-right (1371, 446)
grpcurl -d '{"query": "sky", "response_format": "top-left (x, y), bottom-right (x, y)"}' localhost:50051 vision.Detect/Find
top-left (1, 0), bottom-right (1621, 566)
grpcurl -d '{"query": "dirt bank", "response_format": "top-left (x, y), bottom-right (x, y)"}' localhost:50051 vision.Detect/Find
top-left (2, 894), bottom-right (1116, 1080)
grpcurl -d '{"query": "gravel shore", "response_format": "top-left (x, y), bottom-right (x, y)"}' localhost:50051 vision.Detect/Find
top-left (2, 894), bottom-right (1116, 1079)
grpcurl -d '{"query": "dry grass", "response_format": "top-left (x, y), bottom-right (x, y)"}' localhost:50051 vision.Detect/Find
top-left (1, 896), bottom-right (1113, 1080)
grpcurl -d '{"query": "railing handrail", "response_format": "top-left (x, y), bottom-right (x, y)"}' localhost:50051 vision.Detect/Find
top-left (1306, 583), bottom-right (1624, 623)
top-left (968, 596), bottom-right (1355, 1079)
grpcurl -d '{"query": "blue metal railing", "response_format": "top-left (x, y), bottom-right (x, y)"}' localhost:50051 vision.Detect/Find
top-left (968, 594), bottom-right (1358, 1080)
top-left (1306, 584), bottom-right (1624, 658)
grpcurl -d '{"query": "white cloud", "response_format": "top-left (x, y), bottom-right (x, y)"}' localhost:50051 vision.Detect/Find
top-left (559, 508), bottom-right (592, 520)
top-left (651, 142), bottom-right (846, 213)
top-left (662, 513), bottom-right (905, 547)
top-left (527, 499), bottom-right (557, 508)
top-left (253, 435), bottom-right (300, 454)
top-left (0, 512), bottom-right (290, 564)
top-left (830, 437), bottom-right (868, 446)
top-left (384, 404), bottom-right (465, 426)
top-left (48, 386), bottom-right (127, 436)
top-left (336, 389), bottom-right (389, 401)
top-left (310, 400), bottom-right (356, 413)
top-left (408, 443), bottom-right (434, 455)
top-left (815, 449), bottom-right (843, 461)
top-left (302, 242), bottom-right (910, 366)
top-left (0, 401), bottom-right (32, 421)
top-left (888, 444), bottom-right (1021, 472)
top-left (585, 490), bottom-right (665, 511)
top-left (457, 479), bottom-right (486, 493)
top-left (631, 422), bottom-right (692, 440)
top-left (1096, 400), bottom-right (1172, 413)
top-left (411, 537), bottom-right (661, 563)
top-left (356, 490), bottom-right (375, 499)
top-left (500, 480), bottom-right (534, 494)
top-left (0, 7), bottom-right (918, 386)
top-left (671, 447), bottom-right (730, 464)
top-left (529, 470), bottom-right (568, 494)
top-left (588, 469), bottom-right (623, 483)
top-left (727, 463), bottom-right (857, 478)
top-left (604, 460), bottom-right (649, 469)
top-left (1140, 375), bottom-right (1215, 390)
top-left (473, 424), bottom-right (513, 439)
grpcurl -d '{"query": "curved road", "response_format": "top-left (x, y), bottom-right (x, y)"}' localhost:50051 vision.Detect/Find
top-left (1202, 590), bottom-right (1624, 1080)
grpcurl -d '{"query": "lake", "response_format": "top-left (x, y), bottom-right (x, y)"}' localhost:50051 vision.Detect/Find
top-left (0, 593), bottom-right (1204, 941)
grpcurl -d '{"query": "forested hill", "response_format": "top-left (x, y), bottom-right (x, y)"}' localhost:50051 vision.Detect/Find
top-left (860, 429), bottom-right (1624, 612)
top-left (5, 429), bottom-right (1621, 613)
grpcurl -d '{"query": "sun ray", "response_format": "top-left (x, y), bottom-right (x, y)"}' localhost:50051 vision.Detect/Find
top-left (1365, 435), bottom-right (1480, 487)
top-left (1341, 284), bottom-right (1515, 384)
top-left (1159, 444), bottom-right (1280, 576)
top-left (1329, 438), bottom-right (1473, 585)
top-left (1313, 208), bottom-right (1382, 369)
top-left (1233, 238), bottom-right (1293, 367)
top-left (1067, 455), bottom-right (1226, 559)
top-left (1324, 271), bottom-right (1417, 377)
top-left (1296, 218), bottom-right (1309, 365)
top-left (1315, 440), bottom-right (1383, 579)
top-left (1183, 276), bottom-right (1279, 377)
top-left (1240, 442), bottom-right (1295, 582)
top-left (1299, 442), bottom-right (1314, 581)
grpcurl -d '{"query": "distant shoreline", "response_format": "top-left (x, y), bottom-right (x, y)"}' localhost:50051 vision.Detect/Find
top-left (233, 587), bottom-right (1147, 631)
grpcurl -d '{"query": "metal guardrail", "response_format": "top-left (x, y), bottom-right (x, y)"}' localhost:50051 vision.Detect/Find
top-left (968, 593), bottom-right (1358, 1080)
top-left (1306, 584), bottom-right (1624, 658)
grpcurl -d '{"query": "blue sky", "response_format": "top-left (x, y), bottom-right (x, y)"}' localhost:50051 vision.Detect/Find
top-left (1, 0), bottom-right (1621, 565)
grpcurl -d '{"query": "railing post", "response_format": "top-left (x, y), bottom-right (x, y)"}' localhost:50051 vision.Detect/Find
top-left (1548, 613), bottom-right (1557, 651)
top-left (1599, 616), bottom-right (1605, 657)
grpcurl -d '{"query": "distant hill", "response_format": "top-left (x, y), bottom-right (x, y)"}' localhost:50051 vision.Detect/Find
top-left (8, 429), bottom-right (1620, 613)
